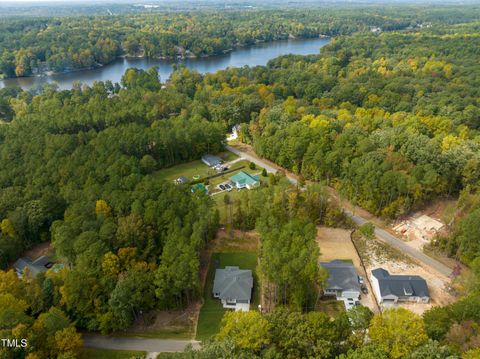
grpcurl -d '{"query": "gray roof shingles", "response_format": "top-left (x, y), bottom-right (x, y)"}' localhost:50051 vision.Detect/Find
top-left (372, 268), bottom-right (429, 298)
top-left (321, 260), bottom-right (361, 293)
top-left (213, 266), bottom-right (253, 301)
top-left (13, 256), bottom-right (52, 277)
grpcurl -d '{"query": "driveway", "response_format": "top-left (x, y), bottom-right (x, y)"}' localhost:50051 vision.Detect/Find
top-left (225, 143), bottom-right (452, 278)
top-left (83, 335), bottom-right (200, 353)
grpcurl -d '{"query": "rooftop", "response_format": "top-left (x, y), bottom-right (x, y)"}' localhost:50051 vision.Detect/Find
top-left (202, 154), bottom-right (223, 167)
top-left (229, 171), bottom-right (260, 186)
top-left (213, 266), bottom-right (253, 301)
top-left (321, 260), bottom-right (361, 292)
top-left (191, 183), bottom-right (207, 193)
top-left (13, 255), bottom-right (53, 277)
top-left (372, 268), bottom-right (429, 298)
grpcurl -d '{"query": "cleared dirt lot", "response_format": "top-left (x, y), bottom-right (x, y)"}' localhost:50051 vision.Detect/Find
top-left (317, 227), bottom-right (360, 265)
top-left (354, 234), bottom-right (456, 315)
top-left (316, 227), bottom-right (379, 313)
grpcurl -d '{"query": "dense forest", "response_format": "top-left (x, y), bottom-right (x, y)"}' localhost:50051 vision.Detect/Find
top-left (173, 299), bottom-right (480, 358)
top-left (2, 5), bottom-right (480, 359)
top-left (2, 6), bottom-right (480, 78)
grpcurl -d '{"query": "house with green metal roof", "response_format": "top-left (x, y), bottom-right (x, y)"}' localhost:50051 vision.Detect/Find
top-left (229, 171), bottom-right (260, 190)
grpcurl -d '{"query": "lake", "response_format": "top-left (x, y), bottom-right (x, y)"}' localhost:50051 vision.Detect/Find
top-left (0, 37), bottom-right (330, 90)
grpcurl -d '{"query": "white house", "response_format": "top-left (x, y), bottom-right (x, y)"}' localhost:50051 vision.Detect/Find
top-left (212, 266), bottom-right (253, 311)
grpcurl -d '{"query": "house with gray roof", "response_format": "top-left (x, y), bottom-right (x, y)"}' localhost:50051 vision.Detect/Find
top-left (321, 260), bottom-right (361, 309)
top-left (202, 154), bottom-right (223, 168)
top-left (13, 256), bottom-right (53, 278)
top-left (371, 268), bottom-right (429, 305)
top-left (213, 266), bottom-right (253, 311)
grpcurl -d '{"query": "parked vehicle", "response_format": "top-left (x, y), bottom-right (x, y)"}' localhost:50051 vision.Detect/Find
top-left (358, 275), bottom-right (364, 284)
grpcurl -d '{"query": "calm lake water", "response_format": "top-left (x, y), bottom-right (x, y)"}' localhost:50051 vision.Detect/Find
top-left (0, 37), bottom-right (330, 90)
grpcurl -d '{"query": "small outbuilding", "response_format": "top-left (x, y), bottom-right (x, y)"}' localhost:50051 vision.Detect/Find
top-left (175, 176), bottom-right (189, 184)
top-left (191, 183), bottom-right (208, 194)
top-left (213, 266), bottom-right (253, 311)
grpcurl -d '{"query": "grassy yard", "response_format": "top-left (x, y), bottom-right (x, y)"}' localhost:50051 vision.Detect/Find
top-left (196, 252), bottom-right (259, 342)
top-left (207, 159), bottom-right (264, 193)
top-left (153, 152), bottom-right (238, 183)
top-left (153, 159), bottom-right (213, 183)
top-left (80, 348), bottom-right (145, 359)
top-left (316, 298), bottom-right (346, 318)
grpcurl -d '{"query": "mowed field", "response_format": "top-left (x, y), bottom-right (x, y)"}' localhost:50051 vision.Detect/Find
top-left (153, 151), bottom-right (238, 183)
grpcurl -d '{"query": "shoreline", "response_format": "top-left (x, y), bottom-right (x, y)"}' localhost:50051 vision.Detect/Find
top-left (0, 35), bottom-right (330, 82)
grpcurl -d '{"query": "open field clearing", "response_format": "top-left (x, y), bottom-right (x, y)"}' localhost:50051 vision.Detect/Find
top-left (153, 151), bottom-right (238, 183)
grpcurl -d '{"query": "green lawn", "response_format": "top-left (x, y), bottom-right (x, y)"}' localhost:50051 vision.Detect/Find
top-left (316, 298), bottom-right (346, 318)
top-left (196, 252), bottom-right (259, 342)
top-left (153, 160), bottom-right (213, 183)
top-left (80, 348), bottom-right (145, 359)
top-left (153, 152), bottom-right (239, 183)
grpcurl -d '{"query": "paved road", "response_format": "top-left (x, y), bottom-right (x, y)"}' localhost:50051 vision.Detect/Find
top-left (225, 145), bottom-right (298, 185)
top-left (226, 144), bottom-right (452, 278)
top-left (346, 211), bottom-right (452, 277)
top-left (83, 335), bottom-right (200, 353)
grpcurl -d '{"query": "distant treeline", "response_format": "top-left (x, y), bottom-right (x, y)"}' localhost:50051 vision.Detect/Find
top-left (3, 6), bottom-right (480, 78)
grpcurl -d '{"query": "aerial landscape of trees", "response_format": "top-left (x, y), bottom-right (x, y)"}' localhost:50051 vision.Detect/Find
top-left (1, 3), bottom-right (480, 358)
top-left (2, 5), bottom-right (480, 78)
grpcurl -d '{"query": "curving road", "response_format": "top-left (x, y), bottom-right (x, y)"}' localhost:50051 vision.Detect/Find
top-left (83, 335), bottom-right (200, 353)
top-left (225, 145), bottom-right (298, 185)
top-left (226, 144), bottom-right (452, 278)
top-left (346, 211), bottom-right (452, 277)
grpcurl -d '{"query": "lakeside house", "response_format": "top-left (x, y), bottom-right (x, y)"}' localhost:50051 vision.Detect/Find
top-left (13, 256), bottom-right (54, 278)
top-left (321, 260), bottom-right (361, 310)
top-left (229, 171), bottom-right (260, 190)
top-left (213, 266), bottom-right (253, 311)
top-left (371, 268), bottom-right (429, 305)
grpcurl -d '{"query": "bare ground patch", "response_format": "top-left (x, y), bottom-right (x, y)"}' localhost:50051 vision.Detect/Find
top-left (23, 241), bottom-right (53, 260)
top-left (354, 234), bottom-right (456, 315)
top-left (125, 306), bottom-right (198, 339)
